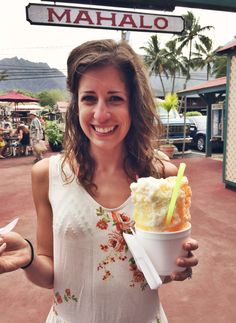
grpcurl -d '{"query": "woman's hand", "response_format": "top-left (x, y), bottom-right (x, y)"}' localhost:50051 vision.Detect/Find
top-left (0, 232), bottom-right (32, 273)
top-left (171, 238), bottom-right (199, 281)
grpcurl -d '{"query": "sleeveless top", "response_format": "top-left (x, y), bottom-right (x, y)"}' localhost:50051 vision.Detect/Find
top-left (45, 155), bottom-right (168, 323)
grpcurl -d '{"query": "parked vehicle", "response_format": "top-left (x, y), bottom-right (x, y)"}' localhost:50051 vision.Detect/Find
top-left (187, 115), bottom-right (223, 152)
top-left (157, 105), bottom-right (193, 151)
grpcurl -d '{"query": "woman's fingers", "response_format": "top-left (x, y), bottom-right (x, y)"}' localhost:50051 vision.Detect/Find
top-left (177, 250), bottom-right (199, 268)
top-left (0, 242), bottom-right (7, 255)
top-left (171, 267), bottom-right (193, 281)
top-left (182, 238), bottom-right (199, 251)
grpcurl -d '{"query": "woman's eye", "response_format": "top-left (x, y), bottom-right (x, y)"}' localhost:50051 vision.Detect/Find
top-left (109, 96), bottom-right (123, 102)
top-left (81, 95), bottom-right (97, 103)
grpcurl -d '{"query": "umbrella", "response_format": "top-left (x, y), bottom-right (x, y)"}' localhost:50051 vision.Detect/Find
top-left (0, 91), bottom-right (40, 121)
top-left (0, 91), bottom-right (39, 107)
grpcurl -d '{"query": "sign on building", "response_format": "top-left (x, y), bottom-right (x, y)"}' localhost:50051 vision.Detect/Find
top-left (26, 4), bottom-right (184, 34)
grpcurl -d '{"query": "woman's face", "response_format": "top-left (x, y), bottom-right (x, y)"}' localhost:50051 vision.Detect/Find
top-left (78, 65), bottom-right (131, 153)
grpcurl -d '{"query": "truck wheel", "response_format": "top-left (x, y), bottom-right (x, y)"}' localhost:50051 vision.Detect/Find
top-left (197, 135), bottom-right (205, 152)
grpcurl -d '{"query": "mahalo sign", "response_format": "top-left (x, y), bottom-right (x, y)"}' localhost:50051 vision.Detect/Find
top-left (26, 4), bottom-right (184, 34)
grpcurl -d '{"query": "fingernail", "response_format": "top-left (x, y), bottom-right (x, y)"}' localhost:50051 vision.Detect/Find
top-left (0, 242), bottom-right (6, 251)
top-left (177, 259), bottom-right (184, 265)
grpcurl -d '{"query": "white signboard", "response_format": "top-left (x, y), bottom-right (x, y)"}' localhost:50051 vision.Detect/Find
top-left (26, 4), bottom-right (184, 34)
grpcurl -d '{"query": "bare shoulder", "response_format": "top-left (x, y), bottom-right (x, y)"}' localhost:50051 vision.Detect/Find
top-left (31, 158), bottom-right (49, 184)
top-left (162, 160), bottom-right (178, 177)
top-left (153, 150), bottom-right (178, 177)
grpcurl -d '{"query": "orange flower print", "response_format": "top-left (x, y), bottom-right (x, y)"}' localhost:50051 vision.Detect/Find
top-left (103, 270), bottom-right (111, 280)
top-left (111, 211), bottom-right (134, 232)
top-left (108, 231), bottom-right (125, 252)
top-left (133, 270), bottom-right (145, 283)
top-left (96, 219), bottom-right (108, 230)
top-left (100, 244), bottom-right (108, 251)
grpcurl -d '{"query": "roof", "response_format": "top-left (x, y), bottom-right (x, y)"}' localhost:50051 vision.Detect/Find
top-left (177, 77), bottom-right (226, 96)
top-left (217, 37), bottom-right (236, 55)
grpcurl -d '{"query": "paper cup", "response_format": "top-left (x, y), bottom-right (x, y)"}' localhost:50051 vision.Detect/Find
top-left (135, 224), bottom-right (191, 275)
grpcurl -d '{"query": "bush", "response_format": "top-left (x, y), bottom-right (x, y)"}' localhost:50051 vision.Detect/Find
top-left (45, 121), bottom-right (64, 146)
top-left (185, 111), bottom-right (203, 116)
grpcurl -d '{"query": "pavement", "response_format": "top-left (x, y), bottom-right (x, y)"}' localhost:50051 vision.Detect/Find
top-left (0, 152), bottom-right (236, 323)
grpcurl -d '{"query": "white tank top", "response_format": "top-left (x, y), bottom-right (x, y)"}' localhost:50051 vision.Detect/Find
top-left (46, 155), bottom-right (167, 323)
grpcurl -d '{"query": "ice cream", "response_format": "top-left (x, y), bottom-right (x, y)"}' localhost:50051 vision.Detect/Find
top-left (130, 176), bottom-right (191, 232)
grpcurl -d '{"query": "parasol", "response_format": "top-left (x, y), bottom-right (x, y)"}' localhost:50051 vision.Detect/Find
top-left (0, 91), bottom-right (39, 108)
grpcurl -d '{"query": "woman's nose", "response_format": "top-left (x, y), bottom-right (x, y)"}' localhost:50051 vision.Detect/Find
top-left (93, 100), bottom-right (110, 122)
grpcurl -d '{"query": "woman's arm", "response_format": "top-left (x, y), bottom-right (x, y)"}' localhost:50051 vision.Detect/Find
top-left (24, 158), bottom-right (54, 288)
top-left (0, 158), bottom-right (54, 289)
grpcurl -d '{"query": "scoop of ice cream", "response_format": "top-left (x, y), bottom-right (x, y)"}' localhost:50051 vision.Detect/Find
top-left (130, 176), bottom-right (191, 232)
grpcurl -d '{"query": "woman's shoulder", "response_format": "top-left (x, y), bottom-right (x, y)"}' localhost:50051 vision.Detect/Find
top-left (162, 160), bottom-right (178, 177)
top-left (153, 150), bottom-right (178, 177)
top-left (31, 158), bottom-right (50, 181)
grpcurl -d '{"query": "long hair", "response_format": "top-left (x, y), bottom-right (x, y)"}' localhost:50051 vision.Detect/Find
top-left (62, 39), bottom-right (163, 195)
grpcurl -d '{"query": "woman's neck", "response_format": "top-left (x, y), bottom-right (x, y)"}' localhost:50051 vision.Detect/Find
top-left (91, 145), bottom-right (126, 174)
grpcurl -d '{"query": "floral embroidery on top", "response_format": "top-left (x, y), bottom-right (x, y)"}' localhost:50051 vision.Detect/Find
top-left (54, 288), bottom-right (78, 305)
top-left (96, 207), bottom-right (148, 290)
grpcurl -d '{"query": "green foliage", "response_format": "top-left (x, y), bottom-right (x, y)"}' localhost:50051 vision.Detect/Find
top-left (185, 111), bottom-right (202, 116)
top-left (160, 92), bottom-right (178, 113)
top-left (45, 121), bottom-right (63, 145)
top-left (160, 93), bottom-right (179, 144)
top-left (213, 55), bottom-right (227, 78)
top-left (37, 89), bottom-right (69, 108)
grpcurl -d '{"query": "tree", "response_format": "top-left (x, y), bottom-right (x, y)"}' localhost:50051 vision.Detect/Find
top-left (162, 39), bottom-right (188, 93)
top-left (0, 70), bottom-right (8, 81)
top-left (160, 92), bottom-right (179, 144)
top-left (174, 11), bottom-right (214, 153)
top-left (175, 11), bottom-right (214, 89)
top-left (38, 89), bottom-right (68, 108)
top-left (192, 38), bottom-right (217, 80)
top-left (212, 55), bottom-right (227, 78)
top-left (141, 35), bottom-right (168, 96)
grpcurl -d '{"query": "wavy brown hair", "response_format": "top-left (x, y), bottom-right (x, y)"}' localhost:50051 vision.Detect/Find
top-left (62, 39), bottom-right (164, 195)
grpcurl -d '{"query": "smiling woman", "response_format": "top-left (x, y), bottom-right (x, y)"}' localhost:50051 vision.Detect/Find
top-left (0, 39), bottom-right (199, 323)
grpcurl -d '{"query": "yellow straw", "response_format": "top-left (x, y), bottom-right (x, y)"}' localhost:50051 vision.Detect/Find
top-left (166, 162), bottom-right (186, 226)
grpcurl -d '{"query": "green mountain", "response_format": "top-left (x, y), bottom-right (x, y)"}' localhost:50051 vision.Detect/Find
top-left (0, 57), bottom-right (66, 92)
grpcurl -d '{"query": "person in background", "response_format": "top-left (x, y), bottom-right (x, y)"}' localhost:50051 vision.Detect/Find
top-left (0, 129), bottom-right (6, 159)
top-left (15, 124), bottom-right (30, 156)
top-left (0, 39), bottom-right (198, 323)
top-left (28, 111), bottom-right (44, 162)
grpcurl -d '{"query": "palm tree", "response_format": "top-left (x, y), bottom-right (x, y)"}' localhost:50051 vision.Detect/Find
top-left (174, 11), bottom-right (214, 153)
top-left (162, 39), bottom-right (188, 93)
top-left (141, 35), bottom-right (168, 96)
top-left (192, 38), bottom-right (217, 80)
top-left (212, 55), bottom-right (227, 78)
top-left (175, 11), bottom-right (214, 89)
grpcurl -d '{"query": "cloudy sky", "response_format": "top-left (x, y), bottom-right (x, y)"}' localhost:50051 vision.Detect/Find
top-left (1, 0), bottom-right (235, 74)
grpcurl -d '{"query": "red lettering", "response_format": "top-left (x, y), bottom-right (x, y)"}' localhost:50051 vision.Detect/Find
top-left (154, 17), bottom-right (168, 30)
top-left (96, 12), bottom-right (116, 26)
top-left (47, 8), bottom-right (71, 23)
top-left (74, 10), bottom-right (94, 25)
top-left (139, 15), bottom-right (152, 29)
top-left (118, 14), bottom-right (137, 28)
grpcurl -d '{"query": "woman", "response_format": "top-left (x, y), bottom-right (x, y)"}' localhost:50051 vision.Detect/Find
top-left (15, 124), bottom-right (30, 155)
top-left (0, 39), bottom-right (198, 323)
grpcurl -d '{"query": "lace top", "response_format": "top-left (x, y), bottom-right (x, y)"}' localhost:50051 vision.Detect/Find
top-left (45, 155), bottom-right (167, 323)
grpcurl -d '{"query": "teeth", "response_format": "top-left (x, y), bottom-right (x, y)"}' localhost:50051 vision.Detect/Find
top-left (94, 126), bottom-right (115, 133)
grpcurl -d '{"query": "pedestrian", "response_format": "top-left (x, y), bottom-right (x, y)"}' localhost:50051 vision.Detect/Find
top-left (0, 39), bottom-right (198, 323)
top-left (28, 111), bottom-right (44, 162)
top-left (15, 123), bottom-right (30, 156)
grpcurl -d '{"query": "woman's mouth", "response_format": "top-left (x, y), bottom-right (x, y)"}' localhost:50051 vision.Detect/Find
top-left (93, 126), bottom-right (116, 134)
